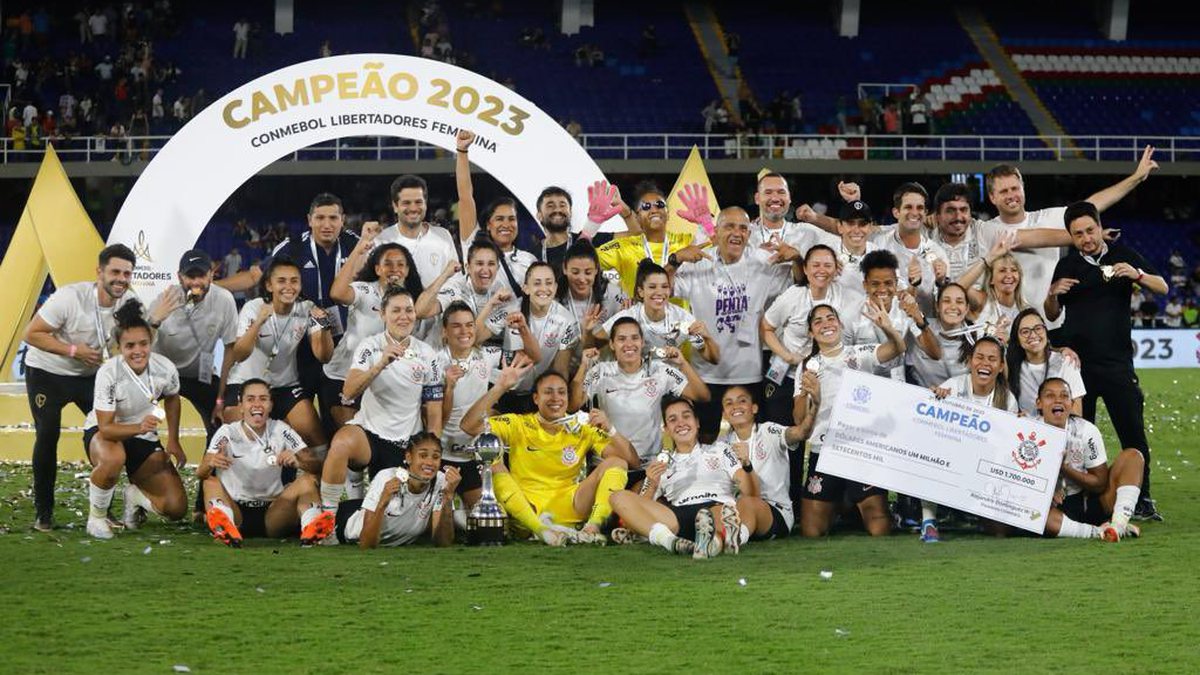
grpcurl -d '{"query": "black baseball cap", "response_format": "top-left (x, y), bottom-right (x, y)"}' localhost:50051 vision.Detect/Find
top-left (179, 249), bottom-right (212, 274)
top-left (839, 200), bottom-right (873, 222)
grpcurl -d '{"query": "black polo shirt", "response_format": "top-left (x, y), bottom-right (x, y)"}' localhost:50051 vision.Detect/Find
top-left (1052, 242), bottom-right (1157, 368)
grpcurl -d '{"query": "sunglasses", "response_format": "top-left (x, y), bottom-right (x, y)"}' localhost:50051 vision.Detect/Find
top-left (639, 199), bottom-right (667, 211)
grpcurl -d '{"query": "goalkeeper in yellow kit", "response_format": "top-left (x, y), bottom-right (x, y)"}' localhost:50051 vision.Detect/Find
top-left (460, 354), bottom-right (637, 546)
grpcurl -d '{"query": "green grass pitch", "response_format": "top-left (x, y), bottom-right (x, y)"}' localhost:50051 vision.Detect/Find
top-left (2, 369), bottom-right (1198, 673)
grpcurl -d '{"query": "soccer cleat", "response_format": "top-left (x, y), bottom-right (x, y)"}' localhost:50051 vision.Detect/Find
top-left (672, 537), bottom-right (696, 556)
top-left (574, 525), bottom-right (607, 545)
top-left (32, 515), bottom-right (54, 532)
top-left (122, 485), bottom-right (147, 531)
top-left (920, 519), bottom-right (941, 543)
top-left (720, 506), bottom-right (742, 555)
top-left (299, 509), bottom-right (337, 546)
top-left (609, 527), bottom-right (639, 545)
top-left (538, 527), bottom-right (569, 547)
top-left (1131, 497), bottom-right (1163, 522)
top-left (86, 517), bottom-right (114, 540)
top-left (1101, 521), bottom-right (1141, 542)
top-left (206, 508), bottom-right (244, 548)
top-left (693, 508), bottom-right (721, 560)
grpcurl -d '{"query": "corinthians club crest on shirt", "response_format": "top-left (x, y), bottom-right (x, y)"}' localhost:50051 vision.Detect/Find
top-left (561, 445), bottom-right (578, 465)
top-left (1012, 431), bottom-right (1046, 470)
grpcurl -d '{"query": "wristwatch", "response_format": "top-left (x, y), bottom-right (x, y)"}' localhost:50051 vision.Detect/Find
top-left (667, 253), bottom-right (680, 269)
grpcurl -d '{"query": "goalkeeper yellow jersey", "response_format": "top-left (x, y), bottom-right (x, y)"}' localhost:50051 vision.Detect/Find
top-left (488, 413), bottom-right (611, 494)
top-left (596, 232), bottom-right (698, 298)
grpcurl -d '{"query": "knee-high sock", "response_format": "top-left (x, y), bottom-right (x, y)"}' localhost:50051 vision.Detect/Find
top-left (493, 471), bottom-right (543, 534)
top-left (587, 467), bottom-right (627, 526)
top-left (1111, 485), bottom-right (1140, 530)
top-left (126, 484), bottom-right (160, 515)
top-left (319, 480), bottom-right (343, 509)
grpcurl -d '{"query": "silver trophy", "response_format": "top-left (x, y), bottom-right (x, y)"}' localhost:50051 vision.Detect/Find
top-left (467, 433), bottom-right (508, 546)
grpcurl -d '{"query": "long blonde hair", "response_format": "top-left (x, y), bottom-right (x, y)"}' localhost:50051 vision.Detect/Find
top-left (982, 253), bottom-right (1031, 311)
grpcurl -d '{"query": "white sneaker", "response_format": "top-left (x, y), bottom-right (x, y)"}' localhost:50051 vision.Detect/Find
top-left (123, 485), bottom-right (146, 531)
top-left (87, 517), bottom-right (115, 540)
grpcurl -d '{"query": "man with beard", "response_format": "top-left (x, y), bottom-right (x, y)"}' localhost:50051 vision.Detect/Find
top-left (747, 172), bottom-right (823, 300)
top-left (23, 244), bottom-right (139, 531)
top-left (376, 174), bottom-right (459, 289)
top-left (536, 185), bottom-right (577, 271)
top-left (982, 147), bottom-right (1159, 313)
top-left (1045, 201), bottom-right (1168, 521)
top-left (148, 249), bottom-right (239, 441)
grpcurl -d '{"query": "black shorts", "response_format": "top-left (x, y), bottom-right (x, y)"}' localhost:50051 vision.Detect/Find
top-left (235, 501), bottom-right (271, 538)
top-left (320, 377), bottom-right (360, 410)
top-left (226, 383), bottom-right (307, 420)
top-left (669, 501), bottom-right (720, 542)
top-left (625, 468), bottom-right (647, 490)
top-left (441, 458), bottom-right (483, 494)
top-left (750, 502), bottom-right (792, 541)
top-left (334, 498), bottom-right (364, 544)
top-left (354, 426), bottom-right (409, 478)
top-left (1060, 492), bottom-right (1108, 526)
top-left (802, 453), bottom-right (886, 504)
top-left (83, 427), bottom-right (162, 476)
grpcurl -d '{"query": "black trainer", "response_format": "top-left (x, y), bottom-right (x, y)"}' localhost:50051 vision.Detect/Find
top-left (1132, 497), bottom-right (1163, 522)
top-left (32, 515), bottom-right (54, 532)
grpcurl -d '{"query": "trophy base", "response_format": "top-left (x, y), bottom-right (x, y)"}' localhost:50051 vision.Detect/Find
top-left (466, 511), bottom-right (507, 546)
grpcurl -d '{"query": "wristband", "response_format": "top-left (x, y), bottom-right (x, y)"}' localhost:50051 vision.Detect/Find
top-left (916, 318), bottom-right (929, 331)
top-left (456, 148), bottom-right (468, 153)
top-left (741, 462), bottom-right (754, 472)
top-left (68, 344), bottom-right (78, 358)
top-left (1136, 269), bottom-right (1145, 282)
top-left (215, 397), bottom-right (225, 407)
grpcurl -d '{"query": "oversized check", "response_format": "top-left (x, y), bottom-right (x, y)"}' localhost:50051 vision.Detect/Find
top-left (817, 369), bottom-right (1065, 533)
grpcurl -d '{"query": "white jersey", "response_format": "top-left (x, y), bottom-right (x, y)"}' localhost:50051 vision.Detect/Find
top-left (432, 274), bottom-right (518, 346)
top-left (342, 468), bottom-right (446, 546)
top-left (763, 284), bottom-right (858, 379)
top-left (1040, 415), bottom-right (1107, 497)
top-left (559, 285), bottom-right (625, 342)
top-left (931, 219), bottom-right (1008, 282)
top-left (797, 344), bottom-right (884, 451)
top-left (814, 231), bottom-right (884, 306)
top-left (436, 345), bottom-right (503, 459)
top-left (846, 296), bottom-right (921, 378)
top-left (85, 353), bottom-right (181, 442)
top-left (348, 334), bottom-right (443, 441)
top-left (228, 298), bottom-right (321, 387)
top-left (653, 442), bottom-right (740, 507)
top-left (323, 281), bottom-right (385, 381)
top-left (460, 227), bottom-right (538, 295)
top-left (375, 223), bottom-right (458, 288)
top-left (747, 220), bottom-right (824, 301)
top-left (940, 373), bottom-right (1019, 414)
top-left (582, 359), bottom-right (687, 461)
top-left (151, 285), bottom-right (238, 381)
top-left (906, 319), bottom-right (969, 387)
top-left (25, 281), bottom-right (140, 377)
top-left (981, 206), bottom-right (1066, 311)
top-left (673, 251), bottom-right (782, 384)
top-left (601, 303), bottom-right (704, 353)
top-left (1016, 352), bottom-right (1086, 415)
top-left (870, 225), bottom-right (950, 315)
top-left (515, 303), bottom-right (579, 391)
top-left (719, 423), bottom-right (797, 528)
top-left (206, 420), bottom-right (304, 503)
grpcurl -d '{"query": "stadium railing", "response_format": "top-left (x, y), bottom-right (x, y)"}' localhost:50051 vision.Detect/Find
top-left (3, 134), bottom-right (1198, 164)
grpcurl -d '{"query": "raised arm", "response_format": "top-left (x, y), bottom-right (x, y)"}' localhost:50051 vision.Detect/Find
top-left (455, 130), bottom-right (478, 244)
top-left (866, 304), bottom-right (907, 363)
top-left (459, 354), bottom-right (533, 437)
top-left (1085, 145), bottom-right (1158, 213)
top-left (330, 221), bottom-right (380, 306)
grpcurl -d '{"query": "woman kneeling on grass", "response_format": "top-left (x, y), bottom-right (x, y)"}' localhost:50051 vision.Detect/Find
top-left (327, 432), bottom-right (459, 548)
top-left (198, 378), bottom-right (335, 547)
top-left (609, 396), bottom-right (754, 560)
top-left (83, 299), bottom-right (188, 540)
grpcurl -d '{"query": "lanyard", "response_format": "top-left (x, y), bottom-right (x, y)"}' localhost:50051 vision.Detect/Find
top-left (641, 235), bottom-right (670, 268)
top-left (268, 310), bottom-right (296, 359)
top-left (1081, 246), bottom-right (1110, 267)
top-left (759, 222), bottom-right (790, 245)
top-left (309, 236), bottom-right (343, 304)
top-left (121, 359), bottom-right (156, 403)
top-left (639, 304), bottom-right (675, 339)
top-left (241, 420), bottom-right (270, 452)
top-left (183, 301), bottom-right (209, 353)
top-left (93, 285), bottom-right (111, 359)
top-left (715, 253), bottom-right (742, 290)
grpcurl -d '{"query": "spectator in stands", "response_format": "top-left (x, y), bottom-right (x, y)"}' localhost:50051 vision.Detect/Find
top-left (724, 32), bottom-right (740, 76)
top-left (882, 102), bottom-right (900, 135)
top-left (95, 54), bottom-right (113, 81)
top-left (790, 92), bottom-right (803, 133)
top-left (172, 94), bottom-right (188, 125)
top-left (1182, 297), bottom-right (1199, 327)
top-left (74, 9), bottom-right (92, 44)
top-left (1168, 249), bottom-right (1185, 274)
top-left (320, 39), bottom-right (332, 58)
top-left (232, 18), bottom-right (249, 59)
top-left (1130, 285), bottom-right (1147, 315)
top-left (1164, 295), bottom-right (1183, 328)
top-left (88, 9), bottom-right (109, 46)
top-left (1135, 300), bottom-right (1161, 328)
top-left (909, 91), bottom-right (930, 143)
top-left (223, 247), bottom-right (244, 279)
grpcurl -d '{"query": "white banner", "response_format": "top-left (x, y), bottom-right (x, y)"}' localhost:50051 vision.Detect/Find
top-left (107, 54), bottom-right (622, 299)
top-left (1131, 329), bottom-right (1200, 369)
top-left (817, 369), bottom-right (1065, 534)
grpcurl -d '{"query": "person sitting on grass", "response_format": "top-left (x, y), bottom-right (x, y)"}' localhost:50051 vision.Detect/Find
top-left (460, 356), bottom-right (636, 546)
top-left (608, 396), bottom-right (753, 560)
top-left (1038, 378), bottom-right (1143, 542)
top-left (197, 378), bottom-right (335, 547)
top-left (83, 299), bottom-right (188, 540)
top-left (718, 384), bottom-right (810, 541)
top-left (326, 431), bottom-right (460, 548)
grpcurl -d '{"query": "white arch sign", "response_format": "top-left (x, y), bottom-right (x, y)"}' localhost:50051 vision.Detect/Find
top-left (108, 53), bottom-right (617, 298)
